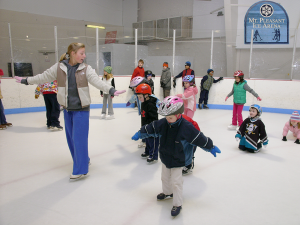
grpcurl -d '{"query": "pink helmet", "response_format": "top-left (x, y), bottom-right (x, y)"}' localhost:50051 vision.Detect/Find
top-left (130, 76), bottom-right (145, 88)
top-left (158, 96), bottom-right (184, 116)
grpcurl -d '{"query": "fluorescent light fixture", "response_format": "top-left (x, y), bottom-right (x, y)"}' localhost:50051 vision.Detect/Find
top-left (86, 25), bottom-right (105, 29)
top-left (73, 37), bottom-right (79, 39)
top-left (124, 36), bottom-right (130, 38)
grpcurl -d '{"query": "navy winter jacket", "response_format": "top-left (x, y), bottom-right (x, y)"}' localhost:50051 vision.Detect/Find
top-left (139, 117), bottom-right (213, 168)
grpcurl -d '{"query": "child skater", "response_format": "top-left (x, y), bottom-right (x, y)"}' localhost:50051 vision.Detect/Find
top-left (0, 69), bottom-right (12, 130)
top-left (160, 62), bottom-right (171, 98)
top-left (35, 80), bottom-right (62, 130)
top-left (225, 70), bottom-right (262, 130)
top-left (145, 70), bottom-right (154, 94)
top-left (235, 104), bottom-right (268, 153)
top-left (176, 75), bottom-right (198, 119)
top-left (173, 61), bottom-right (195, 88)
top-left (100, 66), bottom-right (115, 120)
top-left (198, 69), bottom-right (223, 109)
top-left (282, 111), bottom-right (300, 144)
top-left (130, 59), bottom-right (145, 109)
top-left (15, 42), bottom-right (126, 181)
top-left (131, 96), bottom-right (221, 216)
top-left (135, 83), bottom-right (159, 163)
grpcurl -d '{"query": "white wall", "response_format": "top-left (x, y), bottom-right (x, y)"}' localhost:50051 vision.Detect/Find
top-left (0, 0), bottom-right (123, 26)
top-left (2, 77), bottom-right (299, 111)
top-left (137, 0), bottom-right (194, 22)
top-left (192, 0), bottom-right (225, 39)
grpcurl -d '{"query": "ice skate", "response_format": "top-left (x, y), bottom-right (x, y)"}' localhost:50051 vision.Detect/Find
top-left (182, 167), bottom-right (193, 175)
top-left (203, 104), bottom-right (209, 109)
top-left (69, 173), bottom-right (88, 181)
top-left (2, 122), bottom-right (12, 127)
top-left (0, 125), bottom-right (7, 130)
top-left (141, 152), bottom-right (149, 158)
top-left (50, 125), bottom-right (63, 131)
top-left (147, 156), bottom-right (157, 164)
top-left (100, 114), bottom-right (106, 119)
top-left (198, 104), bottom-right (202, 109)
top-left (106, 115), bottom-right (115, 120)
top-left (171, 206), bottom-right (182, 217)
top-left (157, 193), bottom-right (173, 200)
top-left (228, 124), bottom-right (238, 130)
top-left (138, 141), bottom-right (146, 148)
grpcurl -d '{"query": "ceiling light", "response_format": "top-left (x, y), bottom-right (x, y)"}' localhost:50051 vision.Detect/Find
top-left (86, 25), bottom-right (105, 29)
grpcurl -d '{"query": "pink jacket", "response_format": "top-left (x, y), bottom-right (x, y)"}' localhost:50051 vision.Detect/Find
top-left (177, 86), bottom-right (198, 111)
top-left (282, 121), bottom-right (300, 139)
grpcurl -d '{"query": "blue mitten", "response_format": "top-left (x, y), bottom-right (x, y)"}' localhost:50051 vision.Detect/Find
top-left (210, 146), bottom-right (221, 157)
top-left (131, 131), bottom-right (140, 141)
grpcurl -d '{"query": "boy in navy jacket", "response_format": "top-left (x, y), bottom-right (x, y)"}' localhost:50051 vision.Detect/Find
top-left (132, 96), bottom-right (221, 217)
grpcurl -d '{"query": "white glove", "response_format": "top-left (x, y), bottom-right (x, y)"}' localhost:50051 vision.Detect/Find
top-left (235, 137), bottom-right (240, 142)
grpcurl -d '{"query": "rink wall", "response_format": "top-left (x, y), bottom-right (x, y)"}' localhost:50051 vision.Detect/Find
top-left (1, 77), bottom-right (299, 114)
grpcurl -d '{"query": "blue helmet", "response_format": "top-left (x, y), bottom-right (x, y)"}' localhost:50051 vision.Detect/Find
top-left (207, 69), bottom-right (214, 74)
top-left (250, 104), bottom-right (262, 117)
top-left (185, 61), bottom-right (191, 67)
top-left (182, 75), bottom-right (194, 83)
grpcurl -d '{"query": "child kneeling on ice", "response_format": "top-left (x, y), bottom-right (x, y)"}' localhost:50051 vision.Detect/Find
top-left (131, 96), bottom-right (221, 217)
top-left (235, 104), bottom-right (268, 153)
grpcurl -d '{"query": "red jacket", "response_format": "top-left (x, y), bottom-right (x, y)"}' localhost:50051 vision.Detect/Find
top-left (182, 114), bottom-right (200, 131)
top-left (131, 67), bottom-right (145, 80)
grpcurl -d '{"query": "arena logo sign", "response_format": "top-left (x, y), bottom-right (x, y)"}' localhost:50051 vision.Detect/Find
top-left (244, 1), bottom-right (289, 44)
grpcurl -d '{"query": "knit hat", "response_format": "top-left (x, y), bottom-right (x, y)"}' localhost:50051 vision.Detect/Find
top-left (0, 69), bottom-right (4, 76)
top-left (104, 66), bottom-right (112, 74)
top-left (185, 61), bottom-right (191, 67)
top-left (290, 111), bottom-right (300, 122)
top-left (207, 69), bottom-right (214, 74)
top-left (163, 62), bottom-right (168, 67)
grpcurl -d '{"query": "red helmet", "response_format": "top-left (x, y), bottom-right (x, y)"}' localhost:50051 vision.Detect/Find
top-left (234, 70), bottom-right (244, 77)
top-left (135, 83), bottom-right (152, 95)
top-left (0, 69), bottom-right (4, 76)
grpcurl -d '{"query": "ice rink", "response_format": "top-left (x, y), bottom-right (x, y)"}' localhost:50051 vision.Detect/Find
top-left (0, 108), bottom-right (300, 225)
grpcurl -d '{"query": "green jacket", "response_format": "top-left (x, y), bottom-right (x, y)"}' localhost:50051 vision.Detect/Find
top-left (233, 81), bottom-right (247, 104)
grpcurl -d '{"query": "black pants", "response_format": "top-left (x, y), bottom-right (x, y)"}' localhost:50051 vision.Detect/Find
top-left (239, 143), bottom-right (262, 153)
top-left (199, 89), bottom-right (209, 105)
top-left (43, 93), bottom-right (60, 127)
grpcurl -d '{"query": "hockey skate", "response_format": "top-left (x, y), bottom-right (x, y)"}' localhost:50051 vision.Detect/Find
top-left (157, 193), bottom-right (173, 200)
top-left (50, 125), bottom-right (63, 131)
top-left (69, 173), bottom-right (88, 181)
top-left (182, 166), bottom-right (193, 175)
top-left (147, 156), bottom-right (157, 164)
top-left (106, 115), bottom-right (115, 120)
top-left (171, 206), bottom-right (182, 217)
top-left (228, 124), bottom-right (238, 130)
top-left (203, 104), bottom-right (209, 109)
top-left (100, 114), bottom-right (106, 119)
top-left (141, 152), bottom-right (149, 158)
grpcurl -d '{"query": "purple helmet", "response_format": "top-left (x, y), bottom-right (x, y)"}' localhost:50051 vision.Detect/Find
top-left (158, 96), bottom-right (184, 116)
top-left (130, 76), bottom-right (145, 88)
top-left (182, 75), bottom-right (194, 83)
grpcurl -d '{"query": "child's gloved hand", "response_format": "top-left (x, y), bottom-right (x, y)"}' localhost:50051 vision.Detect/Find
top-left (257, 97), bottom-right (262, 101)
top-left (295, 139), bottom-right (300, 144)
top-left (35, 95), bottom-right (39, 99)
top-left (173, 79), bottom-right (176, 88)
top-left (282, 136), bottom-right (287, 141)
top-left (225, 97), bottom-right (229, 101)
top-left (131, 131), bottom-right (140, 141)
top-left (126, 101), bottom-right (131, 107)
top-left (101, 94), bottom-right (103, 97)
top-left (111, 96), bottom-right (114, 99)
top-left (114, 90), bottom-right (126, 96)
top-left (236, 137), bottom-right (240, 142)
top-left (176, 94), bottom-right (182, 98)
top-left (210, 146), bottom-right (221, 157)
top-left (15, 76), bottom-right (23, 83)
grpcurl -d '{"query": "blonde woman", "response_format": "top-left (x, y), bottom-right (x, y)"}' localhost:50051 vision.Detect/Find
top-left (100, 66), bottom-right (115, 119)
top-left (15, 43), bottom-right (126, 181)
